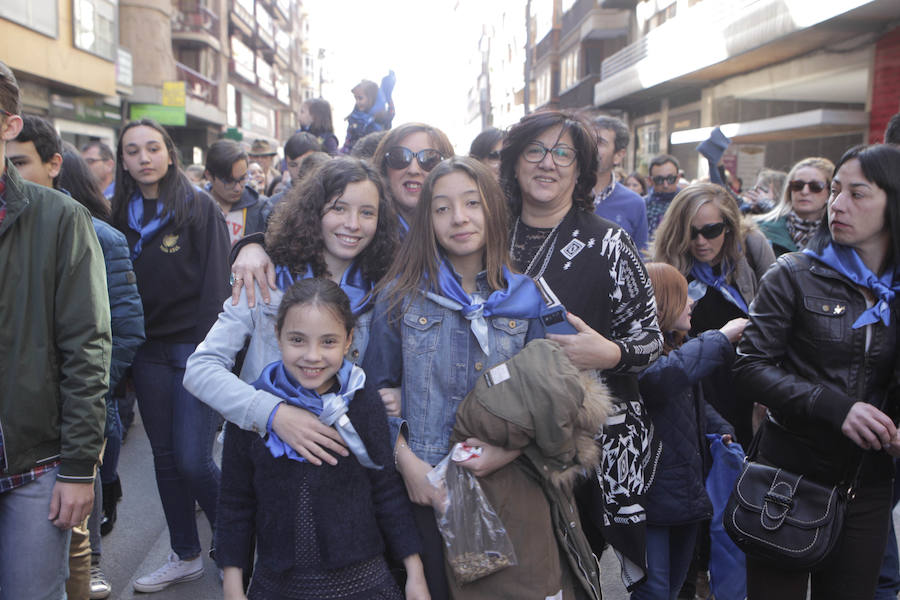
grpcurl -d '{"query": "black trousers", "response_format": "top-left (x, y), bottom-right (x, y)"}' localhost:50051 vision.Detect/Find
top-left (747, 479), bottom-right (893, 600)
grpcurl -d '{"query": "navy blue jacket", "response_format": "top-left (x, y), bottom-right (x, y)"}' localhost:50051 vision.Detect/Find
top-left (93, 217), bottom-right (144, 393)
top-left (215, 379), bottom-right (422, 573)
top-left (638, 330), bottom-right (735, 525)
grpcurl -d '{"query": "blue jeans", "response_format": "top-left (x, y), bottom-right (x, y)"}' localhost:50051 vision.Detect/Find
top-left (0, 467), bottom-right (71, 600)
top-left (631, 522), bottom-right (700, 600)
top-left (133, 340), bottom-right (221, 559)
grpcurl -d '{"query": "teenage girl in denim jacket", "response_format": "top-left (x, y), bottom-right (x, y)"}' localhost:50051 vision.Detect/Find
top-left (362, 157), bottom-right (546, 599)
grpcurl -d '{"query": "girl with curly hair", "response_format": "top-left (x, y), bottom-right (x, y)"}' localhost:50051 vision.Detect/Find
top-left (184, 156), bottom-right (397, 467)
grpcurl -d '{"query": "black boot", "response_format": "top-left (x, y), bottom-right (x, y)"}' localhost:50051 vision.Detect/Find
top-left (100, 479), bottom-right (122, 536)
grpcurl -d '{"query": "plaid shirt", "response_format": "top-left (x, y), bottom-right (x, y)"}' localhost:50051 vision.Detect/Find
top-left (592, 172), bottom-right (617, 207)
top-left (0, 175), bottom-right (60, 492)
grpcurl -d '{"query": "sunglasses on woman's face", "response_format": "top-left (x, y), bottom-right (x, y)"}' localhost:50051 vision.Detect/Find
top-left (690, 222), bottom-right (727, 240)
top-left (384, 146), bottom-right (443, 172)
top-left (788, 179), bottom-right (826, 194)
top-left (652, 174), bottom-right (678, 186)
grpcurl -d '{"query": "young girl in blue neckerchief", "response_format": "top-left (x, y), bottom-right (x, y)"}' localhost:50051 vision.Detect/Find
top-left (362, 157), bottom-right (546, 599)
top-left (109, 119), bottom-right (231, 592)
top-left (217, 277), bottom-right (429, 600)
top-left (185, 156), bottom-right (397, 467)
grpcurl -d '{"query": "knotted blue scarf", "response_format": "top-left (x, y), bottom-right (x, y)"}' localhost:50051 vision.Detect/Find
top-left (423, 260), bottom-right (544, 355)
top-left (252, 360), bottom-right (381, 469)
top-left (275, 262), bottom-right (373, 315)
top-left (689, 261), bottom-right (748, 314)
top-left (127, 192), bottom-right (171, 261)
top-left (804, 242), bottom-right (900, 328)
top-left (397, 213), bottom-right (410, 234)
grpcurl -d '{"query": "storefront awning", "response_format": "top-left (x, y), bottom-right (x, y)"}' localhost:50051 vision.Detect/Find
top-left (669, 109), bottom-right (868, 145)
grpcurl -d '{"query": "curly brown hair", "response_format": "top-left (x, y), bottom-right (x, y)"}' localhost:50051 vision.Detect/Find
top-left (265, 156), bottom-right (397, 282)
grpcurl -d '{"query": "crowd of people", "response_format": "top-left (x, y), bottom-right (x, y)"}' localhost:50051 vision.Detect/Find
top-left (1, 53), bottom-right (899, 600)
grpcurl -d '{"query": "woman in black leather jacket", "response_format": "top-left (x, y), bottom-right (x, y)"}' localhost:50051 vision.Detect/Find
top-left (733, 144), bottom-right (900, 599)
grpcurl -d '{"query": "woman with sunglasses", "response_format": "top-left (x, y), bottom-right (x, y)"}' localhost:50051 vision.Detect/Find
top-left (227, 123), bottom-right (453, 307)
top-left (757, 157), bottom-right (834, 255)
top-left (734, 144), bottom-right (900, 599)
top-left (501, 110), bottom-right (663, 593)
top-left (652, 183), bottom-right (774, 444)
top-left (371, 123), bottom-right (454, 233)
top-left (468, 126), bottom-right (505, 181)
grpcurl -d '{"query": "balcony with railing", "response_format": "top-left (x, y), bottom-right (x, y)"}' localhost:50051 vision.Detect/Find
top-left (231, 0), bottom-right (255, 37)
top-left (176, 61), bottom-right (218, 105)
top-left (595, 0), bottom-right (893, 107)
top-left (172, 4), bottom-right (220, 51)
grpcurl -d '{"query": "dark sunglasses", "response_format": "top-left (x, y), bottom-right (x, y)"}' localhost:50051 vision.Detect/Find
top-left (788, 179), bottom-right (826, 194)
top-left (216, 173), bottom-right (249, 188)
top-left (652, 174), bottom-right (678, 186)
top-left (690, 222), bottom-right (727, 240)
top-left (384, 146), bottom-right (443, 172)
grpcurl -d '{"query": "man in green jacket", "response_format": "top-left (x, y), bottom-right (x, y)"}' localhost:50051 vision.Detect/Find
top-left (0, 61), bottom-right (111, 599)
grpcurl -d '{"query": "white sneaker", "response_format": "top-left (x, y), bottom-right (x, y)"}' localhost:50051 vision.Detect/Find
top-left (133, 551), bottom-right (203, 592)
top-left (89, 565), bottom-right (112, 599)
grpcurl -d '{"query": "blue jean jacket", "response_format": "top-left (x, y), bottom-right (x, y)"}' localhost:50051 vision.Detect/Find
top-left (363, 273), bottom-right (538, 466)
top-left (184, 284), bottom-right (371, 435)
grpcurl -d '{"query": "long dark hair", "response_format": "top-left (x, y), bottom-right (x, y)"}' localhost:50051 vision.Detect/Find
top-left (110, 119), bottom-right (202, 232)
top-left (303, 98), bottom-right (335, 136)
top-left (58, 143), bottom-right (111, 220)
top-left (808, 144), bottom-right (900, 267)
top-left (500, 110), bottom-right (598, 217)
top-left (375, 157), bottom-right (516, 316)
top-left (265, 156), bottom-right (397, 282)
top-left (276, 277), bottom-right (355, 336)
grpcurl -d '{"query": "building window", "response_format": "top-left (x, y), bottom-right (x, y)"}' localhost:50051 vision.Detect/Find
top-left (0, 0), bottom-right (58, 38)
top-left (560, 47), bottom-right (579, 91)
top-left (73, 0), bottom-right (117, 61)
top-left (535, 69), bottom-right (550, 107)
top-left (635, 121), bottom-right (660, 174)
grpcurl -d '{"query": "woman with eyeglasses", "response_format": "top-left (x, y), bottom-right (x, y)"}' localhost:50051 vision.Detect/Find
top-left (652, 183), bottom-right (774, 444)
top-left (468, 126), bottom-right (505, 181)
top-left (734, 144), bottom-right (900, 599)
top-left (109, 119), bottom-right (231, 592)
top-left (756, 157), bottom-right (834, 255)
top-left (501, 110), bottom-right (663, 594)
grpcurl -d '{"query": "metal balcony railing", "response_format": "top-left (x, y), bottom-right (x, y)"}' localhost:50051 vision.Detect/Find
top-left (172, 5), bottom-right (219, 36)
top-left (176, 61), bottom-right (218, 104)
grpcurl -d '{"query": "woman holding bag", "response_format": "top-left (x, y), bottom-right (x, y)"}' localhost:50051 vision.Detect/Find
top-left (733, 143), bottom-right (900, 599)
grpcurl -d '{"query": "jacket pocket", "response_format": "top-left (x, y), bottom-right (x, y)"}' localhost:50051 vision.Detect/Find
top-left (490, 316), bottom-right (529, 359)
top-left (401, 311), bottom-right (443, 353)
top-left (801, 295), bottom-right (845, 342)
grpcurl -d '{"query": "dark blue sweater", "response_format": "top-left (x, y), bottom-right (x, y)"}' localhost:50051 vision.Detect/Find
top-left (594, 182), bottom-right (649, 252)
top-left (215, 378), bottom-right (422, 573)
top-left (638, 330), bottom-right (735, 525)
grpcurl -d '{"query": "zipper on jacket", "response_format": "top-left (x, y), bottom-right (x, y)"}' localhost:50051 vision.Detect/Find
top-left (563, 501), bottom-right (600, 600)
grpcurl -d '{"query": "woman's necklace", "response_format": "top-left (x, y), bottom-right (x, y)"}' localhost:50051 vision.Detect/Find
top-left (510, 216), bottom-right (562, 279)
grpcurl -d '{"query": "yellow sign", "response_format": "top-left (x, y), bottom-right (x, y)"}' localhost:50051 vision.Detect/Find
top-left (162, 81), bottom-right (186, 107)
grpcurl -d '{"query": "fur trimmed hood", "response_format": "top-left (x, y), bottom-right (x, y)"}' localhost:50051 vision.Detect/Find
top-left (452, 339), bottom-right (612, 491)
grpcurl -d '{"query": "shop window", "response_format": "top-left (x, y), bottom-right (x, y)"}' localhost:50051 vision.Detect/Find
top-left (0, 0), bottom-right (58, 38)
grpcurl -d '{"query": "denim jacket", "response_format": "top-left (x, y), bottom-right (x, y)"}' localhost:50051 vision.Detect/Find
top-left (363, 272), bottom-right (538, 466)
top-left (184, 283), bottom-right (371, 435)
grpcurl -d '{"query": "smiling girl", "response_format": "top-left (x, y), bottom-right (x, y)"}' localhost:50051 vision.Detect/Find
top-left (109, 119), bottom-right (231, 592)
top-left (362, 157), bottom-right (551, 599)
top-left (216, 278), bottom-right (429, 600)
top-left (185, 157), bottom-right (397, 466)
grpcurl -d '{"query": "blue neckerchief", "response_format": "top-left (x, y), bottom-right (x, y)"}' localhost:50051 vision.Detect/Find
top-left (127, 192), bottom-right (172, 261)
top-left (397, 213), bottom-right (410, 234)
top-left (275, 262), bottom-right (373, 315)
top-left (252, 360), bottom-right (380, 469)
top-left (423, 260), bottom-right (544, 355)
top-left (689, 261), bottom-right (748, 314)
top-left (804, 242), bottom-right (900, 328)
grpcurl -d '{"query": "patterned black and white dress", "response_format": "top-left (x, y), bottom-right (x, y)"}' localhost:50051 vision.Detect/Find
top-left (510, 205), bottom-right (663, 590)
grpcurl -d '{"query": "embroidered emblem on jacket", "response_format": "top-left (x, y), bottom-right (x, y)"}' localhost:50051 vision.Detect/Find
top-left (160, 234), bottom-right (181, 254)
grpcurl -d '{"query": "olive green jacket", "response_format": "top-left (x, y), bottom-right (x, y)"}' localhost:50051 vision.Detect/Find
top-left (0, 160), bottom-right (111, 483)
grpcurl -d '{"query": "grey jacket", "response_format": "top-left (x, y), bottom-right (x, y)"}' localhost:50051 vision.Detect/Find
top-left (183, 283), bottom-right (370, 434)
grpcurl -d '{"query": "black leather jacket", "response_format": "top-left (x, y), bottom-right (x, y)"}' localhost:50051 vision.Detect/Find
top-left (734, 252), bottom-right (899, 485)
